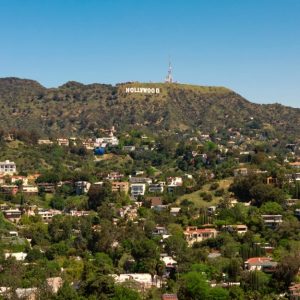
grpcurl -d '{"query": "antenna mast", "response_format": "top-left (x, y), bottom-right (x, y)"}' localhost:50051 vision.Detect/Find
top-left (165, 58), bottom-right (173, 83)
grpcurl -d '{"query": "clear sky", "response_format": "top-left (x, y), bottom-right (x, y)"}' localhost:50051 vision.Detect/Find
top-left (1, 0), bottom-right (300, 107)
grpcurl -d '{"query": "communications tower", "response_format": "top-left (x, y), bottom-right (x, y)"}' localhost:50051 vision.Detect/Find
top-left (165, 60), bottom-right (173, 83)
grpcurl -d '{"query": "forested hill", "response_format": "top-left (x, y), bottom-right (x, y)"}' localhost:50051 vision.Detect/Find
top-left (0, 77), bottom-right (299, 138)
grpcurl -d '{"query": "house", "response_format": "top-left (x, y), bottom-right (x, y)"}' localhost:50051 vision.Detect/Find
top-left (233, 168), bottom-right (248, 177)
top-left (123, 145), bottom-right (136, 152)
top-left (148, 183), bottom-right (164, 193)
top-left (222, 224), bottom-right (248, 235)
top-left (38, 139), bottom-right (53, 145)
top-left (131, 183), bottom-right (146, 198)
top-left (46, 277), bottom-right (63, 294)
top-left (147, 196), bottom-right (163, 208)
top-left (37, 182), bottom-right (56, 193)
top-left (167, 177), bottom-right (183, 187)
top-left (38, 209), bottom-right (61, 222)
top-left (112, 181), bottom-right (129, 194)
top-left (152, 226), bottom-right (168, 236)
top-left (244, 257), bottom-right (277, 273)
top-left (56, 138), bottom-right (69, 146)
top-left (15, 288), bottom-right (38, 300)
top-left (0, 160), bottom-right (16, 175)
top-left (112, 273), bottom-right (162, 290)
top-left (286, 199), bottom-right (300, 207)
top-left (290, 162), bottom-right (300, 169)
top-left (0, 185), bottom-right (19, 195)
top-left (160, 254), bottom-right (177, 269)
top-left (184, 226), bottom-right (218, 246)
top-left (95, 135), bottom-right (119, 147)
top-left (261, 214), bottom-right (283, 228)
top-left (106, 172), bottom-right (124, 181)
top-left (129, 176), bottom-right (152, 184)
top-left (21, 185), bottom-right (38, 195)
top-left (5, 252), bottom-right (27, 261)
top-left (170, 207), bottom-right (181, 216)
top-left (75, 181), bottom-right (91, 195)
top-left (119, 206), bottom-right (138, 220)
top-left (3, 209), bottom-right (22, 223)
top-left (289, 283), bottom-right (300, 300)
top-left (69, 210), bottom-right (90, 217)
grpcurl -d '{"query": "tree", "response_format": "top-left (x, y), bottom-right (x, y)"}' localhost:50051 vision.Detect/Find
top-left (178, 271), bottom-right (210, 300)
top-left (112, 285), bottom-right (142, 300)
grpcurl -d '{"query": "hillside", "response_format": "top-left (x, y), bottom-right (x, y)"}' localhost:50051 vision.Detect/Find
top-left (0, 77), bottom-right (300, 138)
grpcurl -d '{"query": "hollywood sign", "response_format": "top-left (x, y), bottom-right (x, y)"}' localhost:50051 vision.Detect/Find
top-left (125, 87), bottom-right (160, 94)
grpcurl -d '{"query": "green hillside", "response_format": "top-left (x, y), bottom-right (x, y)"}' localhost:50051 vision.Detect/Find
top-left (0, 77), bottom-right (299, 139)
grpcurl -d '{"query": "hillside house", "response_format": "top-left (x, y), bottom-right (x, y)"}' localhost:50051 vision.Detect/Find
top-left (233, 168), bottom-right (248, 177)
top-left (75, 181), bottom-right (91, 195)
top-left (112, 273), bottom-right (162, 290)
top-left (0, 185), bottom-right (18, 195)
top-left (37, 182), bottom-right (56, 193)
top-left (129, 176), bottom-right (152, 184)
top-left (184, 226), bottom-right (218, 246)
top-left (21, 185), bottom-right (38, 195)
top-left (130, 183), bottom-right (146, 198)
top-left (0, 160), bottom-right (16, 175)
top-left (244, 257), bottom-right (277, 273)
top-left (38, 209), bottom-right (61, 222)
top-left (112, 181), bottom-right (129, 194)
top-left (56, 138), bottom-right (69, 146)
top-left (3, 209), bottom-right (22, 223)
top-left (148, 183), bottom-right (164, 193)
top-left (261, 214), bottom-right (283, 228)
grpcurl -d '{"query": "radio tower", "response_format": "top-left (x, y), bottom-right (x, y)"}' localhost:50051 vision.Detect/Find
top-left (165, 59), bottom-right (173, 83)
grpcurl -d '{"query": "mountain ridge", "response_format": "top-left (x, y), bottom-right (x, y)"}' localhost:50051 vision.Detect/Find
top-left (0, 77), bottom-right (299, 139)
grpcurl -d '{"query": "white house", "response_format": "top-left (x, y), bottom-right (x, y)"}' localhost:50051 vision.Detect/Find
top-left (0, 160), bottom-right (16, 175)
top-left (131, 183), bottom-right (146, 198)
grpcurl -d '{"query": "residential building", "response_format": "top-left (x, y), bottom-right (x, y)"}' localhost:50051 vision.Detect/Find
top-left (56, 138), bottom-right (69, 146)
top-left (112, 273), bottom-right (162, 290)
top-left (123, 145), bottom-right (136, 152)
top-left (184, 226), bottom-right (218, 246)
top-left (106, 172), bottom-right (124, 181)
top-left (15, 288), bottom-right (38, 300)
top-left (261, 214), bottom-right (283, 228)
top-left (3, 209), bottom-right (22, 223)
top-left (147, 196), bottom-right (163, 208)
top-left (289, 283), bottom-right (300, 300)
top-left (75, 181), bottom-right (91, 195)
top-left (21, 185), bottom-right (38, 195)
top-left (5, 252), bottom-right (27, 261)
top-left (46, 277), bottom-right (63, 294)
top-left (244, 257), bottom-right (277, 273)
top-left (170, 207), bottom-right (181, 216)
top-left (167, 177), bottom-right (183, 187)
top-left (112, 181), bottom-right (129, 194)
top-left (290, 162), bottom-right (300, 169)
top-left (233, 168), bottom-right (248, 177)
top-left (148, 183), bottom-right (164, 193)
top-left (38, 209), bottom-right (61, 222)
top-left (131, 183), bottom-right (146, 198)
top-left (0, 160), bottom-right (16, 175)
top-left (38, 139), bottom-right (53, 145)
top-left (222, 224), bottom-right (248, 235)
top-left (129, 176), bottom-right (152, 184)
top-left (37, 183), bottom-right (56, 193)
top-left (0, 185), bottom-right (18, 195)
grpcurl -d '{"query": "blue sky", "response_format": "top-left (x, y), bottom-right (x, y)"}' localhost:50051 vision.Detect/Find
top-left (1, 0), bottom-right (300, 107)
